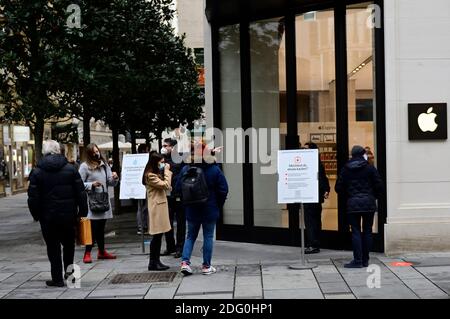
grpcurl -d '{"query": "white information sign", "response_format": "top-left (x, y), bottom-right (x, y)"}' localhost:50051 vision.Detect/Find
top-left (277, 149), bottom-right (319, 204)
top-left (119, 154), bottom-right (149, 200)
top-left (13, 126), bottom-right (30, 142)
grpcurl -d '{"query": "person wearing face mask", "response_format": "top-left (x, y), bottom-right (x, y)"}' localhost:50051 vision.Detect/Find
top-left (160, 138), bottom-right (185, 258)
top-left (79, 144), bottom-right (120, 264)
top-left (335, 145), bottom-right (384, 268)
top-left (142, 153), bottom-right (172, 270)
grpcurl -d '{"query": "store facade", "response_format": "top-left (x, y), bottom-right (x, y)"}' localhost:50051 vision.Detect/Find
top-left (1, 124), bottom-right (34, 195)
top-left (204, 0), bottom-right (450, 254)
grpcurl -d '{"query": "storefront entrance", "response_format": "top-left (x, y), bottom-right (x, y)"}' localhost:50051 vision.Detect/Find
top-left (208, 0), bottom-right (386, 252)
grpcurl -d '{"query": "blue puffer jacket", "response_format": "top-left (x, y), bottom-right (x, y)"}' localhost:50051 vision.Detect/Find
top-left (175, 163), bottom-right (229, 223)
top-left (335, 156), bottom-right (384, 214)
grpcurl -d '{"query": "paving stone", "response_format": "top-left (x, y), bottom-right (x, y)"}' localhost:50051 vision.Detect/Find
top-left (57, 288), bottom-right (93, 299)
top-left (88, 286), bottom-right (150, 298)
top-left (234, 284), bottom-right (263, 298)
top-left (5, 287), bottom-right (67, 299)
top-left (402, 278), bottom-right (440, 291)
top-left (0, 272), bottom-right (38, 290)
top-left (264, 288), bottom-right (323, 299)
top-left (235, 276), bottom-right (262, 286)
top-left (263, 275), bottom-right (319, 290)
top-left (324, 293), bottom-right (356, 299)
top-left (414, 289), bottom-right (449, 299)
top-left (319, 282), bottom-right (351, 294)
top-left (314, 273), bottom-right (345, 283)
top-left (176, 271), bottom-right (235, 295)
top-left (236, 265), bottom-right (261, 276)
top-left (0, 273), bottom-right (14, 282)
top-left (350, 285), bottom-right (418, 299)
top-left (415, 266), bottom-right (450, 281)
top-left (175, 293), bottom-right (233, 299)
top-left (144, 286), bottom-right (178, 299)
top-left (313, 265), bottom-right (340, 274)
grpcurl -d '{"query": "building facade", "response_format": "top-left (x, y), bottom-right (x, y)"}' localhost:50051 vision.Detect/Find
top-left (204, 0), bottom-right (450, 254)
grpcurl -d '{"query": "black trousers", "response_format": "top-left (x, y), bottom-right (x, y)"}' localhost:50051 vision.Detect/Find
top-left (164, 198), bottom-right (186, 252)
top-left (149, 233), bottom-right (163, 264)
top-left (348, 212), bottom-right (375, 264)
top-left (85, 219), bottom-right (107, 253)
top-left (304, 203), bottom-right (323, 249)
top-left (40, 218), bottom-right (76, 282)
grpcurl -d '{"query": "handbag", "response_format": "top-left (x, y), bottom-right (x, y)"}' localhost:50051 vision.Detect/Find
top-left (88, 184), bottom-right (110, 213)
top-left (87, 165), bottom-right (110, 214)
top-left (77, 218), bottom-right (93, 246)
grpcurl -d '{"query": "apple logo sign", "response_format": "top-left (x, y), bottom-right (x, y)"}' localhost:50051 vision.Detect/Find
top-left (408, 103), bottom-right (447, 140)
top-left (418, 107), bottom-right (438, 133)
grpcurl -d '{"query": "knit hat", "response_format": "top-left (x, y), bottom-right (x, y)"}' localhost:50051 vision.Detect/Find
top-left (351, 145), bottom-right (366, 157)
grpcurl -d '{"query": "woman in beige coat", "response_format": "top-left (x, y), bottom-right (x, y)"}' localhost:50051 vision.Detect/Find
top-left (142, 153), bottom-right (173, 271)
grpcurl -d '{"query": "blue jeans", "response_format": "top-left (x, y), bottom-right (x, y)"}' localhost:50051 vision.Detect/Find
top-left (182, 221), bottom-right (216, 267)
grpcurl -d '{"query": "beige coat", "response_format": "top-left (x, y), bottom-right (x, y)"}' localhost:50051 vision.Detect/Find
top-left (145, 168), bottom-right (172, 235)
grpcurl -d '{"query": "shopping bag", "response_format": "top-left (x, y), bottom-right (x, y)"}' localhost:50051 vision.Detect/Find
top-left (77, 218), bottom-right (92, 246)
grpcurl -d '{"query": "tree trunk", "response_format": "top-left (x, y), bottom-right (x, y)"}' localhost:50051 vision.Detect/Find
top-left (111, 125), bottom-right (121, 215)
top-left (83, 109), bottom-right (91, 147)
top-left (34, 117), bottom-right (45, 164)
top-left (130, 130), bottom-right (137, 154)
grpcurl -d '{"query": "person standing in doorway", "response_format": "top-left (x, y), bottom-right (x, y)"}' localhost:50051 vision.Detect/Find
top-left (335, 145), bottom-right (383, 268)
top-left (79, 144), bottom-right (120, 263)
top-left (28, 140), bottom-right (88, 287)
top-left (303, 142), bottom-right (330, 254)
top-left (161, 138), bottom-right (185, 258)
top-left (143, 153), bottom-right (172, 271)
top-left (137, 143), bottom-right (150, 235)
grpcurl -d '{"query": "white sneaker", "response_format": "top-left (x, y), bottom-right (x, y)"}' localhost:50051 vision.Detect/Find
top-left (202, 266), bottom-right (217, 275)
top-left (181, 262), bottom-right (193, 276)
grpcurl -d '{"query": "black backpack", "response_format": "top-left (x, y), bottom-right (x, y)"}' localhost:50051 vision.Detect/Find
top-left (180, 166), bottom-right (209, 205)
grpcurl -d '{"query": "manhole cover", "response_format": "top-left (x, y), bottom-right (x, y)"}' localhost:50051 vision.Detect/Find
top-left (110, 272), bottom-right (177, 284)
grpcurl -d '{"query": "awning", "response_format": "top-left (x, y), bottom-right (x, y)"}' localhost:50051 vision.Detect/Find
top-left (205, 0), bottom-right (327, 25)
top-left (96, 141), bottom-right (132, 150)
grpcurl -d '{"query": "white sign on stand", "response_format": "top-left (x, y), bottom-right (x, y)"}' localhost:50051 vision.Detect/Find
top-left (277, 149), bottom-right (319, 270)
top-left (119, 154), bottom-right (149, 200)
top-left (277, 149), bottom-right (319, 204)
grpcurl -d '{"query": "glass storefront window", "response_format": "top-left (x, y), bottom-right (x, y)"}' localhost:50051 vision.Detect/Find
top-left (219, 24), bottom-right (244, 225)
top-left (250, 18), bottom-right (287, 228)
top-left (347, 2), bottom-right (378, 233)
top-left (296, 9), bottom-right (338, 231)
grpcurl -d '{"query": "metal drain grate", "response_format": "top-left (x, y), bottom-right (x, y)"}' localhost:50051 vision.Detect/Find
top-left (110, 272), bottom-right (177, 284)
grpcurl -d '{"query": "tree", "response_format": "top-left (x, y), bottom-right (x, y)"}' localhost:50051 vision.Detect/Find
top-left (0, 1), bottom-right (77, 162)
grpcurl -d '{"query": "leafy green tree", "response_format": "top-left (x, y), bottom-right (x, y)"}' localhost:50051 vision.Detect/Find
top-left (0, 0), bottom-right (78, 162)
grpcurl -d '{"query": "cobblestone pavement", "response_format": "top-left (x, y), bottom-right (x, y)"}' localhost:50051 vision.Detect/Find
top-left (1, 193), bottom-right (449, 299)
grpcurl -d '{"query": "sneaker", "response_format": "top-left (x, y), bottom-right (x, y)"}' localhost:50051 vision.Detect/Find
top-left (98, 250), bottom-right (116, 260)
top-left (202, 265), bottom-right (217, 275)
top-left (181, 262), bottom-right (193, 276)
top-left (137, 229), bottom-right (142, 235)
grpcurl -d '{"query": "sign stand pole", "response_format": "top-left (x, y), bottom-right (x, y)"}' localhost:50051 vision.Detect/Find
top-left (131, 199), bottom-right (148, 256)
top-left (289, 203), bottom-right (317, 270)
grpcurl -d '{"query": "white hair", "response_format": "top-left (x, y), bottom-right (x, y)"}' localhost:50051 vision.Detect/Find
top-left (42, 140), bottom-right (61, 155)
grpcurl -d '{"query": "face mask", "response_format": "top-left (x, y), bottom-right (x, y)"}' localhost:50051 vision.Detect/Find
top-left (95, 153), bottom-right (101, 160)
top-left (160, 147), bottom-right (168, 155)
top-left (363, 154), bottom-right (369, 161)
top-left (159, 163), bottom-right (165, 170)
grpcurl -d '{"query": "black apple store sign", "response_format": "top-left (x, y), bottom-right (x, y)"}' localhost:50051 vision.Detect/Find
top-left (408, 103), bottom-right (447, 140)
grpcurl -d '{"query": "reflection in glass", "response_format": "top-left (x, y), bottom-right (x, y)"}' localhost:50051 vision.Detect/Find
top-left (295, 10), bottom-right (338, 231)
top-left (347, 2), bottom-right (378, 233)
top-left (250, 18), bottom-right (287, 228)
top-left (219, 24), bottom-right (244, 225)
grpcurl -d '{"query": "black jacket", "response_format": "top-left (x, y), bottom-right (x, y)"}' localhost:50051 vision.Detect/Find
top-left (164, 154), bottom-right (184, 198)
top-left (335, 156), bottom-right (384, 214)
top-left (318, 161), bottom-right (331, 204)
top-left (27, 154), bottom-right (88, 222)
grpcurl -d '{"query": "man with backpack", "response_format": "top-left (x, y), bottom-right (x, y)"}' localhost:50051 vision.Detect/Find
top-left (175, 142), bottom-right (228, 276)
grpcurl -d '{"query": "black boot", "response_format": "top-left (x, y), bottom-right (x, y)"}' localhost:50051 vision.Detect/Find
top-left (46, 280), bottom-right (65, 287)
top-left (148, 260), bottom-right (169, 271)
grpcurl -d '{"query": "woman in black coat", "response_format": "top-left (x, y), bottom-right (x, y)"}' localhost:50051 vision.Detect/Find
top-left (335, 145), bottom-right (384, 268)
